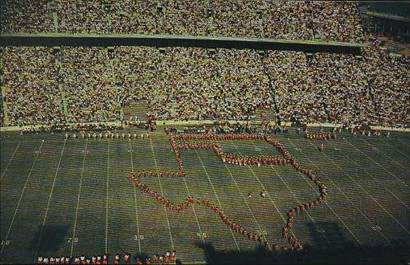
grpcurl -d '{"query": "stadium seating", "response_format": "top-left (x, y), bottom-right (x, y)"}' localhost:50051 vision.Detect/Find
top-left (1, 44), bottom-right (408, 128)
top-left (2, 1), bottom-right (364, 42)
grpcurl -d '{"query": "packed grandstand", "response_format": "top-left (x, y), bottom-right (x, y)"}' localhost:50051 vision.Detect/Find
top-left (2, 0), bottom-right (365, 42)
top-left (0, 1), bottom-right (409, 130)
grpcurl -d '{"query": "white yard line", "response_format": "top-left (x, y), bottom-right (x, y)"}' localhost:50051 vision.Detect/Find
top-left (224, 144), bottom-right (288, 227)
top-left (394, 138), bottom-right (410, 159)
top-left (330, 140), bottom-right (410, 209)
top-left (396, 138), bottom-right (410, 157)
top-left (149, 138), bottom-right (175, 250)
top-left (181, 176), bottom-right (206, 244)
top-left (222, 161), bottom-right (267, 242)
top-left (286, 139), bottom-right (362, 246)
top-left (105, 141), bottom-right (110, 253)
top-left (129, 141), bottom-right (142, 254)
top-left (179, 140), bottom-right (204, 240)
top-left (303, 139), bottom-right (410, 236)
top-left (237, 141), bottom-right (331, 245)
top-left (194, 149), bottom-right (241, 252)
top-left (70, 139), bottom-right (88, 257)
top-left (329, 140), bottom-right (409, 210)
top-left (287, 139), bottom-right (391, 245)
top-left (35, 139), bottom-right (67, 258)
top-left (343, 138), bottom-right (409, 189)
top-left (0, 142), bottom-right (21, 181)
top-left (362, 138), bottom-right (410, 172)
top-left (0, 140), bottom-right (44, 254)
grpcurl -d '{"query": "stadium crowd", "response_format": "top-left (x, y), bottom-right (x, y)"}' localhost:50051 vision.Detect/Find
top-left (1, 44), bottom-right (408, 128)
top-left (263, 43), bottom-right (409, 128)
top-left (2, 1), bottom-right (364, 42)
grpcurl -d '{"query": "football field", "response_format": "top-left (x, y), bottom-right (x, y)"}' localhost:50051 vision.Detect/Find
top-left (1, 129), bottom-right (409, 264)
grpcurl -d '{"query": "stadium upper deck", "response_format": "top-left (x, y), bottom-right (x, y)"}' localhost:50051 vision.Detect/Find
top-left (1, 0), bottom-right (365, 42)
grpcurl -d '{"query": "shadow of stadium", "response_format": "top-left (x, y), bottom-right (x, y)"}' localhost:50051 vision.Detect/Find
top-left (28, 224), bottom-right (70, 260)
top-left (184, 221), bottom-right (409, 265)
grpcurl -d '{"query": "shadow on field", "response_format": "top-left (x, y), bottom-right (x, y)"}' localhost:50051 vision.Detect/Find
top-left (29, 225), bottom-right (70, 254)
top-left (306, 221), bottom-right (349, 250)
top-left (185, 221), bottom-right (410, 265)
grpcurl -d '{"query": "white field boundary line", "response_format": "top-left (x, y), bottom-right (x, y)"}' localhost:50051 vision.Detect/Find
top-left (240, 141), bottom-right (332, 245)
top-left (34, 139), bottom-right (67, 259)
top-left (0, 142), bottom-right (21, 181)
top-left (343, 138), bottom-right (409, 189)
top-left (0, 140), bottom-right (44, 254)
top-left (305, 139), bottom-right (410, 236)
top-left (106, 141), bottom-right (110, 253)
top-left (129, 140), bottom-right (142, 254)
top-left (149, 138), bottom-right (175, 250)
top-left (361, 138), bottom-right (410, 172)
top-left (70, 139), bottom-right (88, 257)
top-left (194, 149), bottom-right (241, 252)
top-left (286, 139), bottom-right (362, 246)
top-left (286, 139), bottom-right (392, 245)
top-left (179, 139), bottom-right (206, 244)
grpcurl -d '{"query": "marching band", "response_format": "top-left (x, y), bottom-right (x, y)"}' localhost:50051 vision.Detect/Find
top-left (37, 251), bottom-right (176, 265)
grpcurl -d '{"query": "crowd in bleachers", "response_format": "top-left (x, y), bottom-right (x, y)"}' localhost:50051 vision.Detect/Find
top-left (263, 43), bottom-right (409, 128)
top-left (2, 47), bottom-right (65, 126)
top-left (2, 0), bottom-right (364, 42)
top-left (1, 44), bottom-right (408, 128)
top-left (1, 0), bottom-right (54, 33)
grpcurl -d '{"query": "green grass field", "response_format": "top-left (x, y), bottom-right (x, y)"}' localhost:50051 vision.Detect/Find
top-left (0, 128), bottom-right (409, 264)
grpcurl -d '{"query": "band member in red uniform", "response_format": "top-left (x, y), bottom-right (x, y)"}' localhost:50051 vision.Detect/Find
top-left (124, 253), bottom-right (130, 264)
top-left (113, 254), bottom-right (120, 265)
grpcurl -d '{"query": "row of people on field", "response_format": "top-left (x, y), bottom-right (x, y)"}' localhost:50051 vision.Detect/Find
top-left (137, 251), bottom-right (176, 265)
top-left (37, 251), bottom-right (176, 265)
top-left (305, 132), bottom-right (336, 141)
top-left (173, 133), bottom-right (263, 142)
top-left (64, 132), bottom-right (150, 140)
top-left (18, 124), bottom-right (123, 135)
top-left (172, 133), bottom-right (291, 167)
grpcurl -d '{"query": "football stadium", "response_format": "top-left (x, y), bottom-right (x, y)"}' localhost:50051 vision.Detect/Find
top-left (0, 1), bottom-right (409, 265)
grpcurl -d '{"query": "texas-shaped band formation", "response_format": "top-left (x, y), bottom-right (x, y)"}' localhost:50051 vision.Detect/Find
top-left (128, 133), bottom-right (328, 252)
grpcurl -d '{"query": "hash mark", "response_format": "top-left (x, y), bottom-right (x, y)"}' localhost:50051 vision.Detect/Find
top-left (371, 225), bottom-right (382, 232)
top-left (67, 237), bottom-right (78, 243)
top-left (196, 232), bottom-right (207, 239)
